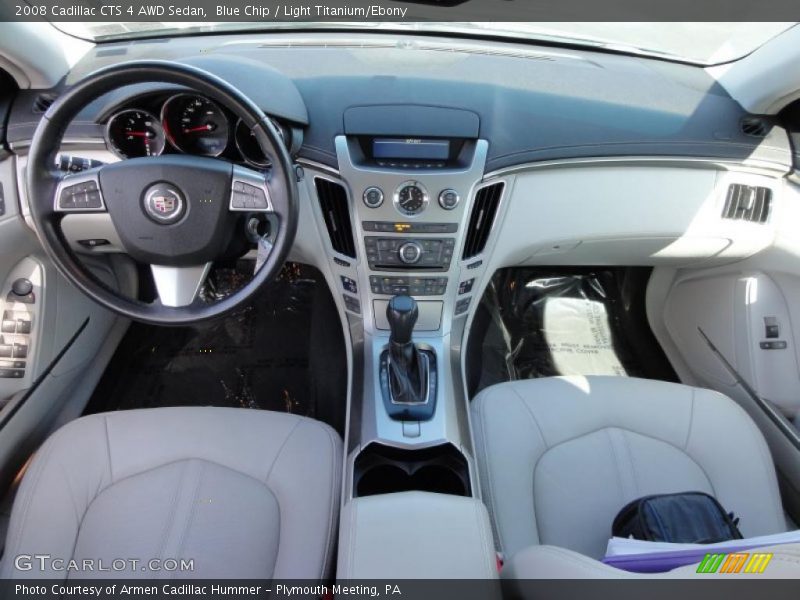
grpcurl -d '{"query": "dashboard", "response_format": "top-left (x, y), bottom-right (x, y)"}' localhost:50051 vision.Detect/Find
top-left (3, 31), bottom-right (797, 343)
top-left (103, 92), bottom-right (293, 168)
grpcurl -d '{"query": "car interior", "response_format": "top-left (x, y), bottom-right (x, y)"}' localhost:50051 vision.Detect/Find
top-left (0, 19), bottom-right (800, 587)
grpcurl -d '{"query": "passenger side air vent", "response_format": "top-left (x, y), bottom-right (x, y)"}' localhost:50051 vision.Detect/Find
top-left (32, 93), bottom-right (57, 114)
top-left (315, 178), bottom-right (356, 258)
top-left (463, 182), bottom-right (504, 260)
top-left (722, 184), bottom-right (772, 223)
top-left (740, 116), bottom-right (770, 138)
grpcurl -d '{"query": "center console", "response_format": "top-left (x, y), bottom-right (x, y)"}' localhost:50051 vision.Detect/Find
top-left (305, 105), bottom-right (507, 579)
top-left (330, 132), bottom-right (490, 480)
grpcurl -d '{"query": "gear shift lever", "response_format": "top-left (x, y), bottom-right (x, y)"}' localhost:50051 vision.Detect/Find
top-left (386, 295), bottom-right (426, 405)
top-left (388, 295), bottom-right (417, 345)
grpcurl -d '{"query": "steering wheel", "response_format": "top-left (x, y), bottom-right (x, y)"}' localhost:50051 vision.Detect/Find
top-left (26, 61), bottom-right (299, 325)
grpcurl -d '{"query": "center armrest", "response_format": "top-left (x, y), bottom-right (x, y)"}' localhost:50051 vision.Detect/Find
top-left (337, 491), bottom-right (499, 580)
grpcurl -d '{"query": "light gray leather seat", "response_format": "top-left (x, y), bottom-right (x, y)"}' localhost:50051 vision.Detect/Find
top-left (1, 407), bottom-right (342, 579)
top-left (472, 376), bottom-right (787, 566)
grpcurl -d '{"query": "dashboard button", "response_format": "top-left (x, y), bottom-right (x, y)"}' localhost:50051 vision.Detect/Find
top-left (438, 189), bottom-right (460, 210)
top-left (363, 187), bottom-right (384, 208)
top-left (398, 242), bottom-right (423, 265)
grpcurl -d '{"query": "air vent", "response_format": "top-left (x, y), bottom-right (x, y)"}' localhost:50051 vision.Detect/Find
top-left (315, 178), bottom-right (356, 258)
top-left (740, 116), bottom-right (770, 138)
top-left (463, 182), bottom-right (504, 259)
top-left (32, 93), bottom-right (57, 113)
top-left (722, 184), bottom-right (772, 223)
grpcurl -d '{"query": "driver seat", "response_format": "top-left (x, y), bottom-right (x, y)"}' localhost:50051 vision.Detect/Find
top-left (0, 407), bottom-right (342, 579)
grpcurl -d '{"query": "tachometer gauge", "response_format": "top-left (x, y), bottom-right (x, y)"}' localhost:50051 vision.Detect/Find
top-left (162, 94), bottom-right (229, 157)
top-left (105, 109), bottom-right (165, 159)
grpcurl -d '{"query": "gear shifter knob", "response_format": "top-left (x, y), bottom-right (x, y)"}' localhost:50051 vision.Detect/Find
top-left (387, 295), bottom-right (418, 345)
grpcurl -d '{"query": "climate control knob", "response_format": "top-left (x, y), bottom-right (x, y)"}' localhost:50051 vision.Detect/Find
top-left (398, 242), bottom-right (423, 265)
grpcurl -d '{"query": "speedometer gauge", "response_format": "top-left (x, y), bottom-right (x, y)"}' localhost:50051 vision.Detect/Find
top-left (105, 109), bottom-right (165, 159)
top-left (162, 94), bottom-right (229, 157)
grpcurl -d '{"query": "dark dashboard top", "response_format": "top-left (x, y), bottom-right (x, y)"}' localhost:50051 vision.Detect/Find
top-left (5, 32), bottom-right (792, 171)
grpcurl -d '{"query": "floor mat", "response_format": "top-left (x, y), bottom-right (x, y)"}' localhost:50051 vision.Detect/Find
top-left (467, 267), bottom-right (678, 397)
top-left (86, 262), bottom-right (347, 434)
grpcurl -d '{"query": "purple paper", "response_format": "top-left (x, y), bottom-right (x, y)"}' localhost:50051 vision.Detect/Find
top-left (603, 541), bottom-right (788, 573)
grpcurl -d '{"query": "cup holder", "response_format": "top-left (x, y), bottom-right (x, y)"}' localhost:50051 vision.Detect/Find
top-left (354, 442), bottom-right (471, 498)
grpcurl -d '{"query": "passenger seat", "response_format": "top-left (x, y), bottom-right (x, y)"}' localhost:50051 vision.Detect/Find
top-left (471, 376), bottom-right (789, 576)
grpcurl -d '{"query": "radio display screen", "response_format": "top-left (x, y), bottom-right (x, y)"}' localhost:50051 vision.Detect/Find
top-left (372, 138), bottom-right (450, 161)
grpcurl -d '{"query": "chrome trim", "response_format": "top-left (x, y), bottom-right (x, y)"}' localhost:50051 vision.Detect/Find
top-left (9, 139), bottom-right (107, 151)
top-left (234, 117), bottom-right (276, 168)
top-left (392, 180), bottom-right (429, 218)
top-left (160, 93), bottom-right (229, 158)
top-left (142, 184), bottom-right (185, 224)
top-left (150, 263), bottom-right (211, 308)
top-left (483, 155), bottom-right (792, 179)
top-left (104, 108), bottom-right (165, 160)
top-left (362, 185), bottom-right (384, 209)
top-left (438, 188), bottom-right (461, 210)
top-left (297, 158), bottom-right (340, 177)
top-left (388, 350), bottom-right (432, 406)
top-left (229, 165), bottom-right (273, 213)
top-left (54, 171), bottom-right (106, 213)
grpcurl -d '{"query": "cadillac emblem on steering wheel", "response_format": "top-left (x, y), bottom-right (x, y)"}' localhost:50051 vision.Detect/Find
top-left (143, 183), bottom-right (185, 224)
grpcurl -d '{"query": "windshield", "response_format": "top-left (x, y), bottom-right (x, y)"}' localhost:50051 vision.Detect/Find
top-left (52, 21), bottom-right (796, 65)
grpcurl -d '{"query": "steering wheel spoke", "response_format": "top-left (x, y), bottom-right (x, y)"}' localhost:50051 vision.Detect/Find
top-left (53, 168), bottom-right (107, 213)
top-left (229, 165), bottom-right (274, 213)
top-left (150, 263), bottom-right (212, 308)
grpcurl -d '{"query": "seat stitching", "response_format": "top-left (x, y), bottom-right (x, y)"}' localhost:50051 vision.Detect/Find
top-left (476, 392), bottom-right (505, 551)
top-left (620, 430), bottom-right (640, 497)
top-left (5, 434), bottom-right (59, 574)
top-left (684, 388), bottom-right (696, 451)
top-left (264, 420), bottom-right (303, 483)
top-left (511, 386), bottom-right (550, 550)
top-left (605, 427), bottom-right (625, 504)
top-left (263, 419), bottom-right (303, 578)
top-left (317, 422), bottom-right (340, 581)
top-left (348, 497), bottom-right (358, 578)
top-left (103, 415), bottom-right (113, 482)
top-left (170, 461), bottom-right (205, 582)
top-left (476, 500), bottom-right (494, 578)
top-left (153, 461), bottom-right (188, 572)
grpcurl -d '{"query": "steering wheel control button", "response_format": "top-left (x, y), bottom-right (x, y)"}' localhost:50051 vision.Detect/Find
top-left (438, 189), bottom-right (461, 210)
top-left (57, 178), bottom-right (104, 211)
top-left (363, 186), bottom-right (384, 208)
top-left (399, 242), bottom-right (423, 265)
top-left (231, 180), bottom-right (269, 211)
top-left (143, 184), bottom-right (185, 224)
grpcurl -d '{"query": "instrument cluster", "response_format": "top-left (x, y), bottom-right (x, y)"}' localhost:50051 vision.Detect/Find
top-left (103, 93), bottom-right (291, 168)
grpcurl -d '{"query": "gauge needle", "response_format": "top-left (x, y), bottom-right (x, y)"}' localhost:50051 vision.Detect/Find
top-left (126, 131), bottom-right (153, 138)
top-left (183, 124), bottom-right (215, 134)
